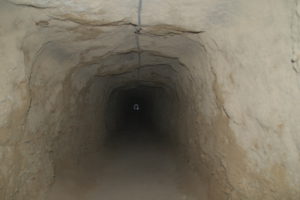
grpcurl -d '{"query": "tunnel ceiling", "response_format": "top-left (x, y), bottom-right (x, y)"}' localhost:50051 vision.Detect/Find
top-left (19, 2), bottom-right (210, 111)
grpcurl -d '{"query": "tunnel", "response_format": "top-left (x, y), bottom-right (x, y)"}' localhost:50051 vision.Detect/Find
top-left (1, 0), bottom-right (300, 200)
top-left (35, 43), bottom-right (209, 199)
top-left (105, 84), bottom-right (166, 132)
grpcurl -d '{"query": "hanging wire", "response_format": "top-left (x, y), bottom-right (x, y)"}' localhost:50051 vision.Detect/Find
top-left (137, 0), bottom-right (142, 31)
top-left (135, 0), bottom-right (143, 79)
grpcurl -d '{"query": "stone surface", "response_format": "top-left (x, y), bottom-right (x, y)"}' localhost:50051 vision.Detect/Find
top-left (0, 0), bottom-right (300, 199)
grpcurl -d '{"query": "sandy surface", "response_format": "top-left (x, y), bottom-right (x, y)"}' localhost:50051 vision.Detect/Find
top-left (46, 131), bottom-right (203, 200)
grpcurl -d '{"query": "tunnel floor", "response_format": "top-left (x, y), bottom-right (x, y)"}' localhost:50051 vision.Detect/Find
top-left (45, 129), bottom-right (205, 200)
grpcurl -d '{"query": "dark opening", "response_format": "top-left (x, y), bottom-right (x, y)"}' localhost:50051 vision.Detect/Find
top-left (106, 85), bottom-right (164, 133)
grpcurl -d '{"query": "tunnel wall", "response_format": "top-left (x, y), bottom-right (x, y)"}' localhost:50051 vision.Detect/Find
top-left (1, 0), bottom-right (300, 200)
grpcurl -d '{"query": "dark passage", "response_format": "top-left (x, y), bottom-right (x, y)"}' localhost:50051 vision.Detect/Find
top-left (106, 84), bottom-right (168, 133)
top-left (114, 87), bottom-right (154, 131)
top-left (46, 82), bottom-right (202, 200)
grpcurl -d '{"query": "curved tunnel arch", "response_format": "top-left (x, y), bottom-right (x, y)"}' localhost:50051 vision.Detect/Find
top-left (21, 23), bottom-right (219, 199)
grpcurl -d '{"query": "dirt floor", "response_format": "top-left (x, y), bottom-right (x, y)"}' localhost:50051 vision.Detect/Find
top-left (46, 130), bottom-right (206, 200)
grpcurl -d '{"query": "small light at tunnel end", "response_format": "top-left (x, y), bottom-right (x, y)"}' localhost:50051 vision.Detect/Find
top-left (133, 104), bottom-right (140, 111)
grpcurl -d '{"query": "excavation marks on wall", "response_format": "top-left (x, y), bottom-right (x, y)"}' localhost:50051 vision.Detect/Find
top-left (1, 0), bottom-right (212, 199)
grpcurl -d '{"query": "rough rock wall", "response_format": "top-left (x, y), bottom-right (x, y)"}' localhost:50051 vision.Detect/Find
top-left (0, 0), bottom-right (299, 199)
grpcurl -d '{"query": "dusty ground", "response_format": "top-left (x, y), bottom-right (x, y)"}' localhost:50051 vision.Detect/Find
top-left (46, 130), bottom-right (205, 200)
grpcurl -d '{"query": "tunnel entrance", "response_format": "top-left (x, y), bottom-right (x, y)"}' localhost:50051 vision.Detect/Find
top-left (40, 47), bottom-right (209, 199)
top-left (7, 1), bottom-right (213, 197)
top-left (46, 81), bottom-right (198, 200)
top-left (45, 56), bottom-right (206, 199)
top-left (23, 41), bottom-right (210, 199)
